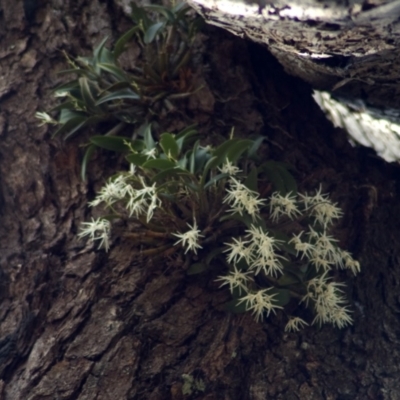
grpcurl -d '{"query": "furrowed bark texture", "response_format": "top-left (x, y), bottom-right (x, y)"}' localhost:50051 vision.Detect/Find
top-left (1, 0), bottom-right (400, 399)
top-left (188, 0), bottom-right (400, 114)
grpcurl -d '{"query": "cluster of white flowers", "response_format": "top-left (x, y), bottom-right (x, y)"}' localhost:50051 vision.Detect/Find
top-left (238, 289), bottom-right (283, 322)
top-left (270, 188), bottom-right (343, 228)
top-left (78, 218), bottom-right (111, 252)
top-left (340, 250), bottom-right (361, 275)
top-left (223, 178), bottom-right (265, 220)
top-left (219, 226), bottom-right (287, 321)
top-left (78, 158), bottom-right (359, 331)
top-left (172, 219), bottom-right (204, 254)
top-left (289, 229), bottom-right (360, 275)
top-left (128, 176), bottom-right (160, 221)
top-left (299, 187), bottom-right (343, 227)
top-left (217, 184), bottom-right (360, 329)
top-left (222, 180), bottom-right (343, 230)
top-left (79, 173), bottom-right (161, 251)
top-left (301, 272), bottom-right (353, 328)
top-left (218, 160), bottom-right (242, 176)
top-left (215, 265), bottom-right (252, 294)
top-left (89, 175), bottom-right (130, 207)
top-left (88, 174), bottom-right (160, 223)
top-left (284, 317), bottom-right (309, 333)
top-left (224, 225), bottom-right (285, 277)
top-left (269, 192), bottom-right (301, 221)
top-left (35, 111), bottom-right (58, 126)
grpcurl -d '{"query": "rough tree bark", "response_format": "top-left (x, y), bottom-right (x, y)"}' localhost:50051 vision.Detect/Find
top-left (188, 0), bottom-right (400, 113)
top-left (1, 0), bottom-right (400, 400)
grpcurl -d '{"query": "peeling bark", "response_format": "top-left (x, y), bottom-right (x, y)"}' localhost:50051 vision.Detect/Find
top-left (188, 0), bottom-right (400, 113)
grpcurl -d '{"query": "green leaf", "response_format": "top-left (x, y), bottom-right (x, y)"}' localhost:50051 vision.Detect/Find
top-left (144, 22), bottom-right (166, 44)
top-left (172, 2), bottom-right (189, 14)
top-left (171, 51), bottom-right (192, 79)
top-left (113, 26), bottom-right (140, 60)
top-left (142, 158), bottom-right (176, 170)
top-left (276, 165), bottom-right (298, 196)
top-left (95, 88), bottom-right (140, 105)
top-left (145, 4), bottom-right (175, 21)
top-left (81, 144), bottom-right (96, 181)
top-left (187, 263), bottom-right (209, 275)
top-left (189, 141), bottom-right (199, 174)
top-left (51, 101), bottom-right (78, 112)
top-left (98, 63), bottom-right (128, 81)
top-left (93, 37), bottom-right (109, 64)
top-left (79, 77), bottom-right (99, 112)
top-left (89, 136), bottom-right (130, 152)
top-left (261, 161), bottom-right (297, 195)
top-left (185, 181), bottom-right (200, 192)
top-left (114, 108), bottom-right (143, 124)
top-left (267, 288), bottom-right (291, 307)
top-left (171, 2), bottom-right (186, 14)
top-left (205, 247), bottom-right (224, 265)
top-left (143, 124), bottom-right (155, 149)
top-left (282, 264), bottom-right (308, 282)
top-left (57, 66), bottom-right (93, 77)
top-left (101, 81), bottom-right (133, 93)
top-left (193, 146), bottom-right (212, 174)
top-left (130, 2), bottom-right (152, 29)
top-left (75, 56), bottom-right (92, 68)
top-left (203, 173), bottom-right (229, 189)
top-left (126, 153), bottom-right (148, 167)
top-left (201, 156), bottom-right (217, 183)
top-left (129, 139), bottom-right (145, 153)
top-left (222, 298), bottom-right (248, 314)
top-left (213, 139), bottom-right (241, 158)
top-left (262, 161), bottom-right (286, 194)
top-left (304, 265), bottom-right (319, 282)
top-left (226, 139), bottom-right (253, 163)
top-left (54, 86), bottom-right (82, 103)
top-left (152, 167), bottom-right (191, 183)
top-left (53, 116), bottom-right (87, 138)
top-left (175, 124), bottom-right (198, 140)
top-left (53, 81), bottom-right (80, 94)
top-left (86, 114), bottom-right (109, 124)
top-left (160, 133), bottom-right (179, 160)
top-left (177, 153), bottom-right (188, 170)
top-left (243, 167), bottom-right (258, 192)
top-left (247, 136), bottom-right (264, 158)
top-left (207, 139), bottom-right (241, 170)
top-left (176, 130), bottom-right (198, 152)
top-left (58, 109), bottom-right (87, 124)
top-left (299, 264), bottom-right (309, 273)
top-left (98, 47), bottom-right (114, 65)
top-left (277, 273), bottom-right (301, 286)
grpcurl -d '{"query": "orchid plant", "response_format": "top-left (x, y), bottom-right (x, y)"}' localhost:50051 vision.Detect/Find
top-left (78, 125), bottom-right (360, 332)
top-left (36, 1), bottom-right (202, 179)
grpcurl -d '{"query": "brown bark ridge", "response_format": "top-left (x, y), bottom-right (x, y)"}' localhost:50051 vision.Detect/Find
top-left (1, 0), bottom-right (400, 399)
top-left (188, 0), bottom-right (400, 113)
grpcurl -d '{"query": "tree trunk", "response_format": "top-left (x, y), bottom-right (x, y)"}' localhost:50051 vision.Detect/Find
top-left (1, 0), bottom-right (400, 399)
